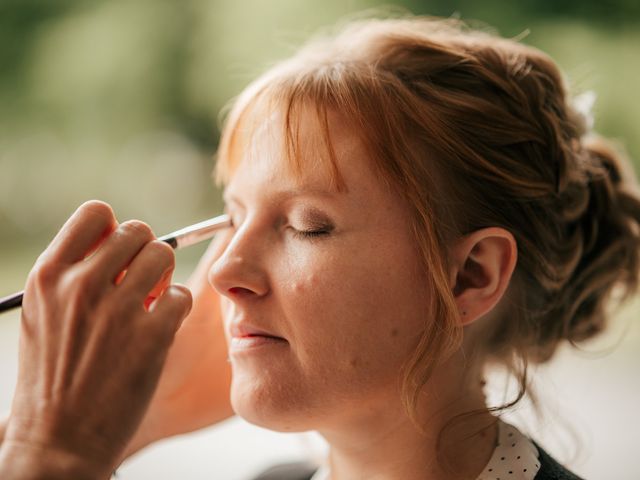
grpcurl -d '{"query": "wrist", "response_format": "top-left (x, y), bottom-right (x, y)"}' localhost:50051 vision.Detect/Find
top-left (0, 439), bottom-right (111, 480)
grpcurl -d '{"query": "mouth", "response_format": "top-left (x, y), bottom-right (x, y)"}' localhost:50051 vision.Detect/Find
top-left (228, 323), bottom-right (288, 353)
top-left (230, 323), bottom-right (284, 339)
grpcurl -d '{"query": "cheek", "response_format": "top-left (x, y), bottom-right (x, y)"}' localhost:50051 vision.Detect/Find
top-left (289, 272), bottom-right (318, 295)
top-left (281, 248), bottom-right (429, 385)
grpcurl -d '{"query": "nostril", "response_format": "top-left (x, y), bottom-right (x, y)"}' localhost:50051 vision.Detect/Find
top-left (229, 286), bottom-right (253, 295)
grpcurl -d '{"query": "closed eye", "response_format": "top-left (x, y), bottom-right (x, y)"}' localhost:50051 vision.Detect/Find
top-left (291, 207), bottom-right (335, 240)
top-left (291, 225), bottom-right (334, 239)
top-left (292, 228), bottom-right (332, 239)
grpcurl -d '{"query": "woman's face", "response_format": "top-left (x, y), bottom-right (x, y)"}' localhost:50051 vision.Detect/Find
top-left (208, 108), bottom-right (433, 432)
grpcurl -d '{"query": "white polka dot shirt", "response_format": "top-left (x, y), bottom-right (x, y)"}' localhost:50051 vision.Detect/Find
top-left (477, 420), bottom-right (540, 480)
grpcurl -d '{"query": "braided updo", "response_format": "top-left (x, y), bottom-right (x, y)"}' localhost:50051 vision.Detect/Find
top-left (502, 134), bottom-right (640, 362)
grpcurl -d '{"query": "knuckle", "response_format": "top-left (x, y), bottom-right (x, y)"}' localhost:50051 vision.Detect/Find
top-left (30, 257), bottom-right (61, 287)
top-left (81, 200), bottom-right (116, 224)
top-left (119, 220), bottom-right (154, 240)
top-left (147, 240), bottom-right (175, 268)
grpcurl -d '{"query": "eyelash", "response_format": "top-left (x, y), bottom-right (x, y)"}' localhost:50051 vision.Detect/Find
top-left (292, 228), bottom-right (331, 239)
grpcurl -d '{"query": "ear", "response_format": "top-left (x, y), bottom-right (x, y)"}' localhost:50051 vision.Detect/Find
top-left (449, 228), bottom-right (518, 326)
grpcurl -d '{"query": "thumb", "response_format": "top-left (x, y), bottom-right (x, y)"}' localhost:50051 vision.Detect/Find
top-left (149, 284), bottom-right (193, 335)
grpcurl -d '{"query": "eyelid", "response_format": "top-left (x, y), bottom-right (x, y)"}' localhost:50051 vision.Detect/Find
top-left (289, 208), bottom-right (334, 238)
top-left (295, 205), bottom-right (334, 224)
top-left (296, 219), bottom-right (334, 233)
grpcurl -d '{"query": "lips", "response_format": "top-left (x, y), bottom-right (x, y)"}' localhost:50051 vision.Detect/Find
top-left (229, 323), bottom-right (286, 341)
top-left (228, 322), bottom-right (288, 353)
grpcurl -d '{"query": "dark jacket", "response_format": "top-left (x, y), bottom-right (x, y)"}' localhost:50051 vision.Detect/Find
top-left (251, 442), bottom-right (584, 480)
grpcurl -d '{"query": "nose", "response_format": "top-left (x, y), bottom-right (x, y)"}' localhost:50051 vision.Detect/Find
top-left (208, 221), bottom-right (270, 299)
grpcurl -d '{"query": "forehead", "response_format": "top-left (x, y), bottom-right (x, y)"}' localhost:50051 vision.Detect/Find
top-left (216, 90), bottom-right (413, 225)
top-left (222, 100), bottom-right (363, 198)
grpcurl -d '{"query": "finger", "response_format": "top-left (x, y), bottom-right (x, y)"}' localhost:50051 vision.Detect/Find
top-left (45, 200), bottom-right (117, 264)
top-left (143, 269), bottom-right (173, 310)
top-left (88, 220), bottom-right (156, 284)
top-left (0, 414), bottom-right (8, 445)
top-left (148, 284), bottom-right (193, 338)
top-left (148, 270), bottom-right (171, 298)
top-left (119, 240), bottom-right (175, 302)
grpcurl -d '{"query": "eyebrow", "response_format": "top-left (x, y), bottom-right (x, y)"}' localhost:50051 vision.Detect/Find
top-left (223, 187), bottom-right (344, 205)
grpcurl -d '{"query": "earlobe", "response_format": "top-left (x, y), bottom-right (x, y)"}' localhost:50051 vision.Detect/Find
top-left (450, 228), bottom-right (517, 325)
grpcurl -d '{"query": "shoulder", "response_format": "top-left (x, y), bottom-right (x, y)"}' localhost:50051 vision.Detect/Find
top-left (251, 461), bottom-right (319, 480)
top-left (533, 442), bottom-right (585, 480)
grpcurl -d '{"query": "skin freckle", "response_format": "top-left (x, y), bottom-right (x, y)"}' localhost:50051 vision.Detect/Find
top-left (305, 272), bottom-right (319, 286)
top-left (390, 327), bottom-right (399, 337)
top-left (290, 274), bottom-right (318, 293)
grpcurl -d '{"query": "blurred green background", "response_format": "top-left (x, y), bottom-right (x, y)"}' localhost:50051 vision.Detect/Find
top-left (0, 0), bottom-right (640, 291)
top-left (1, 1), bottom-right (639, 479)
top-left (1, 0), bottom-right (640, 291)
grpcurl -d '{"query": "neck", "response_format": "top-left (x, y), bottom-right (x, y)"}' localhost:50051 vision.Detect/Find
top-left (319, 360), bottom-right (497, 480)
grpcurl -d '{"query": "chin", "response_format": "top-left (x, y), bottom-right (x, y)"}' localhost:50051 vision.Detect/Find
top-left (230, 377), bottom-right (315, 433)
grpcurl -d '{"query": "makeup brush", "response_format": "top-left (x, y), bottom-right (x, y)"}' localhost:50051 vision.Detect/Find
top-left (0, 213), bottom-right (231, 314)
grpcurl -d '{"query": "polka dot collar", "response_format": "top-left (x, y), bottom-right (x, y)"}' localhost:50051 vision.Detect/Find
top-left (477, 420), bottom-right (540, 480)
top-left (310, 420), bottom-right (540, 480)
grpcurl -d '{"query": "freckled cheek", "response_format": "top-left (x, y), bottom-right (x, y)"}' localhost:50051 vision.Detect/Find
top-left (281, 271), bottom-right (343, 347)
top-left (288, 271), bottom-right (321, 295)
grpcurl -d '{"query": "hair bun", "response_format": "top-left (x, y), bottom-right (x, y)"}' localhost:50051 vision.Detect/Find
top-left (553, 136), bottom-right (640, 348)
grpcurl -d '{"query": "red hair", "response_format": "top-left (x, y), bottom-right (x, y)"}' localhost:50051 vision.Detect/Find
top-left (214, 16), bottom-right (640, 420)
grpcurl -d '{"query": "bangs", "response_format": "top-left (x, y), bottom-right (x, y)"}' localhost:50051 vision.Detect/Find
top-left (213, 70), bottom-right (352, 193)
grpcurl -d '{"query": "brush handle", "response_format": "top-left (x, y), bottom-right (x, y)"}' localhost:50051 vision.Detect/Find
top-left (0, 214), bottom-right (231, 314)
top-left (0, 291), bottom-right (23, 313)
